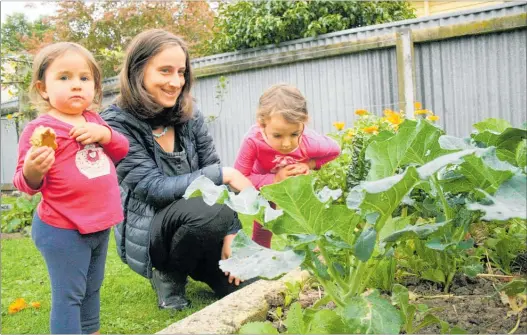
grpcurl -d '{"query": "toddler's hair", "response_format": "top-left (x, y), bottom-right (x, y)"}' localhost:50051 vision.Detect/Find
top-left (29, 42), bottom-right (102, 113)
top-left (257, 83), bottom-right (308, 126)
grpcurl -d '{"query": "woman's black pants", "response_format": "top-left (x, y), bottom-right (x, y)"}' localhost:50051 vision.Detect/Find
top-left (149, 197), bottom-right (242, 297)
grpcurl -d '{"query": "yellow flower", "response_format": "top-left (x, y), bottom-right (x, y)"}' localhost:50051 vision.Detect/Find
top-left (414, 109), bottom-right (431, 115)
top-left (427, 115), bottom-right (440, 122)
top-left (383, 109), bottom-right (403, 126)
top-left (30, 301), bottom-right (41, 309)
top-left (414, 102), bottom-right (422, 110)
top-left (333, 122), bottom-right (345, 131)
top-left (6, 114), bottom-right (13, 120)
top-left (8, 298), bottom-right (28, 314)
top-left (355, 109), bottom-right (368, 116)
top-left (363, 125), bottom-right (379, 134)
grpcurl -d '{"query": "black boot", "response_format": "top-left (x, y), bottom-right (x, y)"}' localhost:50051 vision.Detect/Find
top-left (150, 268), bottom-right (190, 310)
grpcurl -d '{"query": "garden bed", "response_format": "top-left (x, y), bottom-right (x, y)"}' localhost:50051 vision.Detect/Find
top-left (263, 274), bottom-right (527, 334)
top-left (156, 269), bottom-right (309, 334)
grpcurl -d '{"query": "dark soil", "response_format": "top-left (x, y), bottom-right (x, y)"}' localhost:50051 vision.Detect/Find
top-left (406, 274), bottom-right (527, 334)
top-left (264, 275), bottom-right (527, 334)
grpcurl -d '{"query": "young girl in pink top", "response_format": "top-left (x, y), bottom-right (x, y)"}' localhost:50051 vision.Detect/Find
top-left (234, 84), bottom-right (340, 248)
top-left (13, 42), bottom-right (129, 334)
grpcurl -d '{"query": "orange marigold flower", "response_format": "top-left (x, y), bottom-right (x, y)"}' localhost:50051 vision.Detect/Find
top-left (333, 122), bottom-right (345, 131)
top-left (414, 102), bottom-right (422, 110)
top-left (355, 109), bottom-right (368, 116)
top-left (427, 115), bottom-right (440, 122)
top-left (414, 109), bottom-right (431, 115)
top-left (30, 301), bottom-right (41, 309)
top-left (8, 298), bottom-right (28, 314)
top-left (383, 109), bottom-right (395, 116)
top-left (363, 125), bottom-right (379, 134)
top-left (384, 110), bottom-right (403, 125)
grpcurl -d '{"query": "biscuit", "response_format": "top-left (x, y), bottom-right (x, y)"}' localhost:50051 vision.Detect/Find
top-left (30, 126), bottom-right (58, 150)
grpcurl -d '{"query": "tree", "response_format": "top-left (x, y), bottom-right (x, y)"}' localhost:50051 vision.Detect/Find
top-left (46, 1), bottom-right (215, 78)
top-left (1, 12), bottom-right (53, 119)
top-left (210, 0), bottom-right (416, 53)
top-left (1, 1), bottom-right (216, 120)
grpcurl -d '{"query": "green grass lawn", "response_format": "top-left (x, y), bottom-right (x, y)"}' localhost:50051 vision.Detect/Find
top-left (1, 214), bottom-right (276, 333)
top-left (1, 231), bottom-right (218, 334)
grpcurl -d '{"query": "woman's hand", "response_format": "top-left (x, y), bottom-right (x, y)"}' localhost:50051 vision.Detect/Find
top-left (221, 233), bottom-right (243, 286)
top-left (70, 123), bottom-right (112, 145)
top-left (22, 146), bottom-right (55, 189)
top-left (222, 167), bottom-right (253, 192)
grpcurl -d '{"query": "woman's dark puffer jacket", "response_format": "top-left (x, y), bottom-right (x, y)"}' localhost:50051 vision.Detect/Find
top-left (101, 104), bottom-right (223, 278)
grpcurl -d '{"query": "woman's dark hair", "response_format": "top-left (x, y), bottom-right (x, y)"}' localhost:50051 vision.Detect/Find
top-left (117, 29), bottom-right (194, 127)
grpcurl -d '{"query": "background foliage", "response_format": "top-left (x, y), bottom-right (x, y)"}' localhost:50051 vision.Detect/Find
top-left (210, 0), bottom-right (415, 53)
top-left (1, 0), bottom-right (415, 120)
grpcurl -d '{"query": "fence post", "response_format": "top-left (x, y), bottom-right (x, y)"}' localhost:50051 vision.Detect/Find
top-left (396, 29), bottom-right (416, 118)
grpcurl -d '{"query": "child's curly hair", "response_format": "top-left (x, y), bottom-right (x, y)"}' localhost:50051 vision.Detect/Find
top-left (257, 83), bottom-right (309, 126)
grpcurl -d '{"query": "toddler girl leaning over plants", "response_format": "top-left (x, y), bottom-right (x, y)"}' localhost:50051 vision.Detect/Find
top-left (234, 83), bottom-right (341, 248)
top-left (13, 42), bottom-right (129, 334)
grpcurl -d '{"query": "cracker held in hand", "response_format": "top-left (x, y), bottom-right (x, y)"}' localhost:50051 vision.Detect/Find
top-left (30, 126), bottom-right (58, 150)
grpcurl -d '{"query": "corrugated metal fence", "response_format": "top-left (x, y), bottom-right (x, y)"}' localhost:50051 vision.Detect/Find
top-left (1, 2), bottom-right (526, 183)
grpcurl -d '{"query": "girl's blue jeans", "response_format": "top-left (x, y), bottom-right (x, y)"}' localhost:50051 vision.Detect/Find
top-left (32, 214), bottom-right (110, 334)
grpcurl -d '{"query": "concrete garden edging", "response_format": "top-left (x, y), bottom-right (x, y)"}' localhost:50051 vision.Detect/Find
top-left (156, 269), bottom-right (310, 334)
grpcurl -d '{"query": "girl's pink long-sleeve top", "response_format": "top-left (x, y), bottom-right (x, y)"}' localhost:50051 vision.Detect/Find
top-left (234, 125), bottom-right (340, 190)
top-left (13, 111), bottom-right (129, 234)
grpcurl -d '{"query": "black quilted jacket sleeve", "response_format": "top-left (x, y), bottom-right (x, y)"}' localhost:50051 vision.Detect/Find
top-left (192, 110), bottom-right (221, 168)
top-left (101, 105), bottom-right (223, 209)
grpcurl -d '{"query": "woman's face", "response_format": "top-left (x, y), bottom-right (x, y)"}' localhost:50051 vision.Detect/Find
top-left (143, 45), bottom-right (186, 108)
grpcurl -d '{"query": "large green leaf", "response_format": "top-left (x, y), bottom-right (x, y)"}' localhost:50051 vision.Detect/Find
top-left (381, 221), bottom-right (448, 244)
top-left (352, 148), bottom-right (488, 226)
top-left (441, 150), bottom-right (515, 195)
top-left (425, 237), bottom-right (456, 251)
top-left (378, 216), bottom-right (414, 242)
top-left (184, 176), bottom-right (266, 214)
top-left (218, 231), bottom-right (304, 280)
top-left (353, 166), bottom-right (421, 221)
top-left (342, 290), bottom-right (402, 334)
top-left (284, 302), bottom-right (306, 334)
top-left (516, 139), bottom-right (527, 168)
top-left (467, 174), bottom-right (527, 221)
top-left (307, 309), bottom-right (347, 334)
top-left (495, 128), bottom-right (527, 166)
top-left (472, 118), bottom-right (512, 146)
top-left (329, 213), bottom-right (362, 246)
top-left (390, 284), bottom-right (415, 328)
top-left (185, 176), bottom-right (285, 230)
top-left (239, 322), bottom-right (279, 334)
top-left (416, 149), bottom-right (480, 180)
top-left (354, 226), bottom-right (376, 262)
top-left (438, 135), bottom-right (478, 151)
top-left (366, 119), bottom-right (447, 180)
top-left (261, 175), bottom-right (360, 236)
top-left (472, 118), bottom-right (512, 133)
